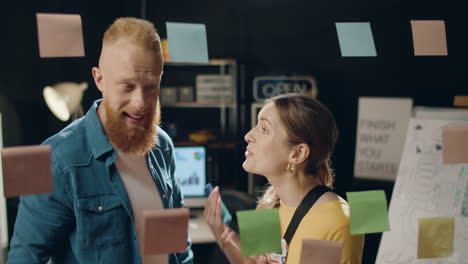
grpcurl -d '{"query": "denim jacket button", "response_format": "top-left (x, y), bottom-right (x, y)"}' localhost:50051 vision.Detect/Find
top-left (162, 194), bottom-right (166, 199)
top-left (98, 206), bottom-right (103, 212)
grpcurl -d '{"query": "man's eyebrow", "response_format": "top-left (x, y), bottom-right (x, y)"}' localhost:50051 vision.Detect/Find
top-left (117, 78), bottom-right (133, 83)
top-left (117, 77), bottom-right (159, 84)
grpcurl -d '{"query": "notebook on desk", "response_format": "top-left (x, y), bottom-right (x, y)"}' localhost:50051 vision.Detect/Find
top-left (174, 146), bottom-right (207, 208)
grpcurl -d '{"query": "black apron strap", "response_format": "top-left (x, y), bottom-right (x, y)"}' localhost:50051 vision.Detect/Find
top-left (283, 185), bottom-right (332, 245)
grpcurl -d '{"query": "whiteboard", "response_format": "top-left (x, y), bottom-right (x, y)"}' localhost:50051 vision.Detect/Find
top-left (354, 97), bottom-right (413, 180)
top-left (376, 118), bottom-right (468, 264)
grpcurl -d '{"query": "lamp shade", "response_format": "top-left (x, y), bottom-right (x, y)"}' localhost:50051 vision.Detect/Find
top-left (43, 82), bottom-right (88, 121)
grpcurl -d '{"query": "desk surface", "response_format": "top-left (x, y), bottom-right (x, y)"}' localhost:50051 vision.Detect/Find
top-left (189, 209), bottom-right (216, 244)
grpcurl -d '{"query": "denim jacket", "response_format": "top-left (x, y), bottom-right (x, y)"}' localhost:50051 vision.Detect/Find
top-left (7, 100), bottom-right (193, 264)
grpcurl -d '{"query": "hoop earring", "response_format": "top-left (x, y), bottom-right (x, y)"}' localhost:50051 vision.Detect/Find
top-left (286, 162), bottom-right (295, 174)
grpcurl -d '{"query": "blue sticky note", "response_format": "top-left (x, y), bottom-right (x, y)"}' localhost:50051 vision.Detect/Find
top-left (205, 183), bottom-right (232, 224)
top-left (166, 22), bottom-right (209, 63)
top-left (335, 22), bottom-right (377, 57)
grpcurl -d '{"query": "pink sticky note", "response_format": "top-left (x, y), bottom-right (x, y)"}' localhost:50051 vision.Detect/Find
top-left (410, 20), bottom-right (448, 56)
top-left (442, 125), bottom-right (468, 164)
top-left (1, 145), bottom-right (53, 198)
top-left (299, 239), bottom-right (343, 264)
top-left (142, 208), bottom-right (189, 255)
top-left (36, 13), bottom-right (85, 58)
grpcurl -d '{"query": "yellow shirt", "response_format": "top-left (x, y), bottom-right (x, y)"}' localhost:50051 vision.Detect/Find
top-left (279, 200), bottom-right (364, 264)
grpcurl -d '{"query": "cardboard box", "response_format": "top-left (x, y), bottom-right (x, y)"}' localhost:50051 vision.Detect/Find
top-left (196, 75), bottom-right (234, 103)
top-left (178, 86), bottom-right (194, 102)
top-left (160, 87), bottom-right (178, 105)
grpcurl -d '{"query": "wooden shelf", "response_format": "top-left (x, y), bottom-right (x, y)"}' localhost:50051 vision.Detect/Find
top-left (164, 58), bottom-right (236, 66)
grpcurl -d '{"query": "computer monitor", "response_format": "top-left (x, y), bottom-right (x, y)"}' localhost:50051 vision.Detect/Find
top-left (174, 146), bottom-right (207, 208)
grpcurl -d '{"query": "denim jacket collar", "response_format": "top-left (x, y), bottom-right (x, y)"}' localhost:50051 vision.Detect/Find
top-left (84, 99), bottom-right (114, 160)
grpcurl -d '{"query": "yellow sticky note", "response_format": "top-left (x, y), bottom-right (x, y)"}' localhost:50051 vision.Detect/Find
top-left (417, 218), bottom-right (454, 259)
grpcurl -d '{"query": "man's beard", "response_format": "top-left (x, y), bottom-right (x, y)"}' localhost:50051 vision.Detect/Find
top-left (103, 100), bottom-right (161, 155)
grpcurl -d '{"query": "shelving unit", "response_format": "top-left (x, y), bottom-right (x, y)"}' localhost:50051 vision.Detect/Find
top-left (161, 59), bottom-right (238, 139)
top-left (160, 59), bottom-right (245, 189)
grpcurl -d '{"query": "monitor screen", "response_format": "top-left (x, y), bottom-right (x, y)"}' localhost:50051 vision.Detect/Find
top-left (174, 146), bottom-right (206, 198)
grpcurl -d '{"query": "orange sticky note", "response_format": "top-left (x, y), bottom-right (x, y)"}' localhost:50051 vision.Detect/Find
top-left (1, 145), bottom-right (53, 198)
top-left (142, 208), bottom-right (189, 255)
top-left (442, 125), bottom-right (468, 164)
top-left (36, 13), bottom-right (85, 58)
top-left (417, 218), bottom-right (454, 259)
top-left (410, 20), bottom-right (448, 56)
top-left (454, 96), bottom-right (468, 107)
top-left (300, 239), bottom-right (343, 264)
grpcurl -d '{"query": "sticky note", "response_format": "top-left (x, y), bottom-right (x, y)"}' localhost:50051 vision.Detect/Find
top-left (166, 22), bottom-right (209, 63)
top-left (417, 217), bottom-right (454, 259)
top-left (346, 190), bottom-right (390, 234)
top-left (300, 239), bottom-right (343, 264)
top-left (205, 183), bottom-right (232, 224)
top-left (1, 145), bottom-right (53, 198)
top-left (442, 125), bottom-right (468, 164)
top-left (36, 13), bottom-right (85, 58)
top-left (410, 20), bottom-right (448, 56)
top-left (142, 208), bottom-right (189, 255)
top-left (335, 22), bottom-right (377, 57)
top-left (237, 209), bottom-right (281, 256)
top-left (454, 96), bottom-right (468, 107)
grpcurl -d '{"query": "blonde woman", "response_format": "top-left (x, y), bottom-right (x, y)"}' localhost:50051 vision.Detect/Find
top-left (205, 94), bottom-right (364, 264)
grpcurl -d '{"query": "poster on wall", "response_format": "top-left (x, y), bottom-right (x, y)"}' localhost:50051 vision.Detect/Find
top-left (376, 118), bottom-right (468, 263)
top-left (354, 97), bottom-right (413, 181)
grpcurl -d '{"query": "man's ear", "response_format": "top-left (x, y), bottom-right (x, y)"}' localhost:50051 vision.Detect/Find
top-left (92, 67), bottom-right (104, 93)
top-left (288, 143), bottom-right (310, 165)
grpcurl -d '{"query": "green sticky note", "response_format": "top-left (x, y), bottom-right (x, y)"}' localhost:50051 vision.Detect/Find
top-left (346, 190), bottom-right (390, 234)
top-left (335, 22), bottom-right (377, 57)
top-left (166, 22), bottom-right (209, 63)
top-left (417, 218), bottom-right (454, 259)
top-left (237, 209), bottom-right (282, 256)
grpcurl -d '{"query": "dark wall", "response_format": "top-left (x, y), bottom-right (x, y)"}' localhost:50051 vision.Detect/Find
top-left (1, 0), bottom-right (464, 170)
top-left (148, 1), bottom-right (465, 263)
top-left (146, 0), bottom-right (464, 191)
top-left (1, 0), bottom-right (466, 263)
top-left (1, 0), bottom-right (141, 146)
top-left (0, 0), bottom-right (142, 254)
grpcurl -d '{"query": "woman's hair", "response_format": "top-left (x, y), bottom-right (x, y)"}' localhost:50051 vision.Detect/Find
top-left (256, 94), bottom-right (338, 209)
